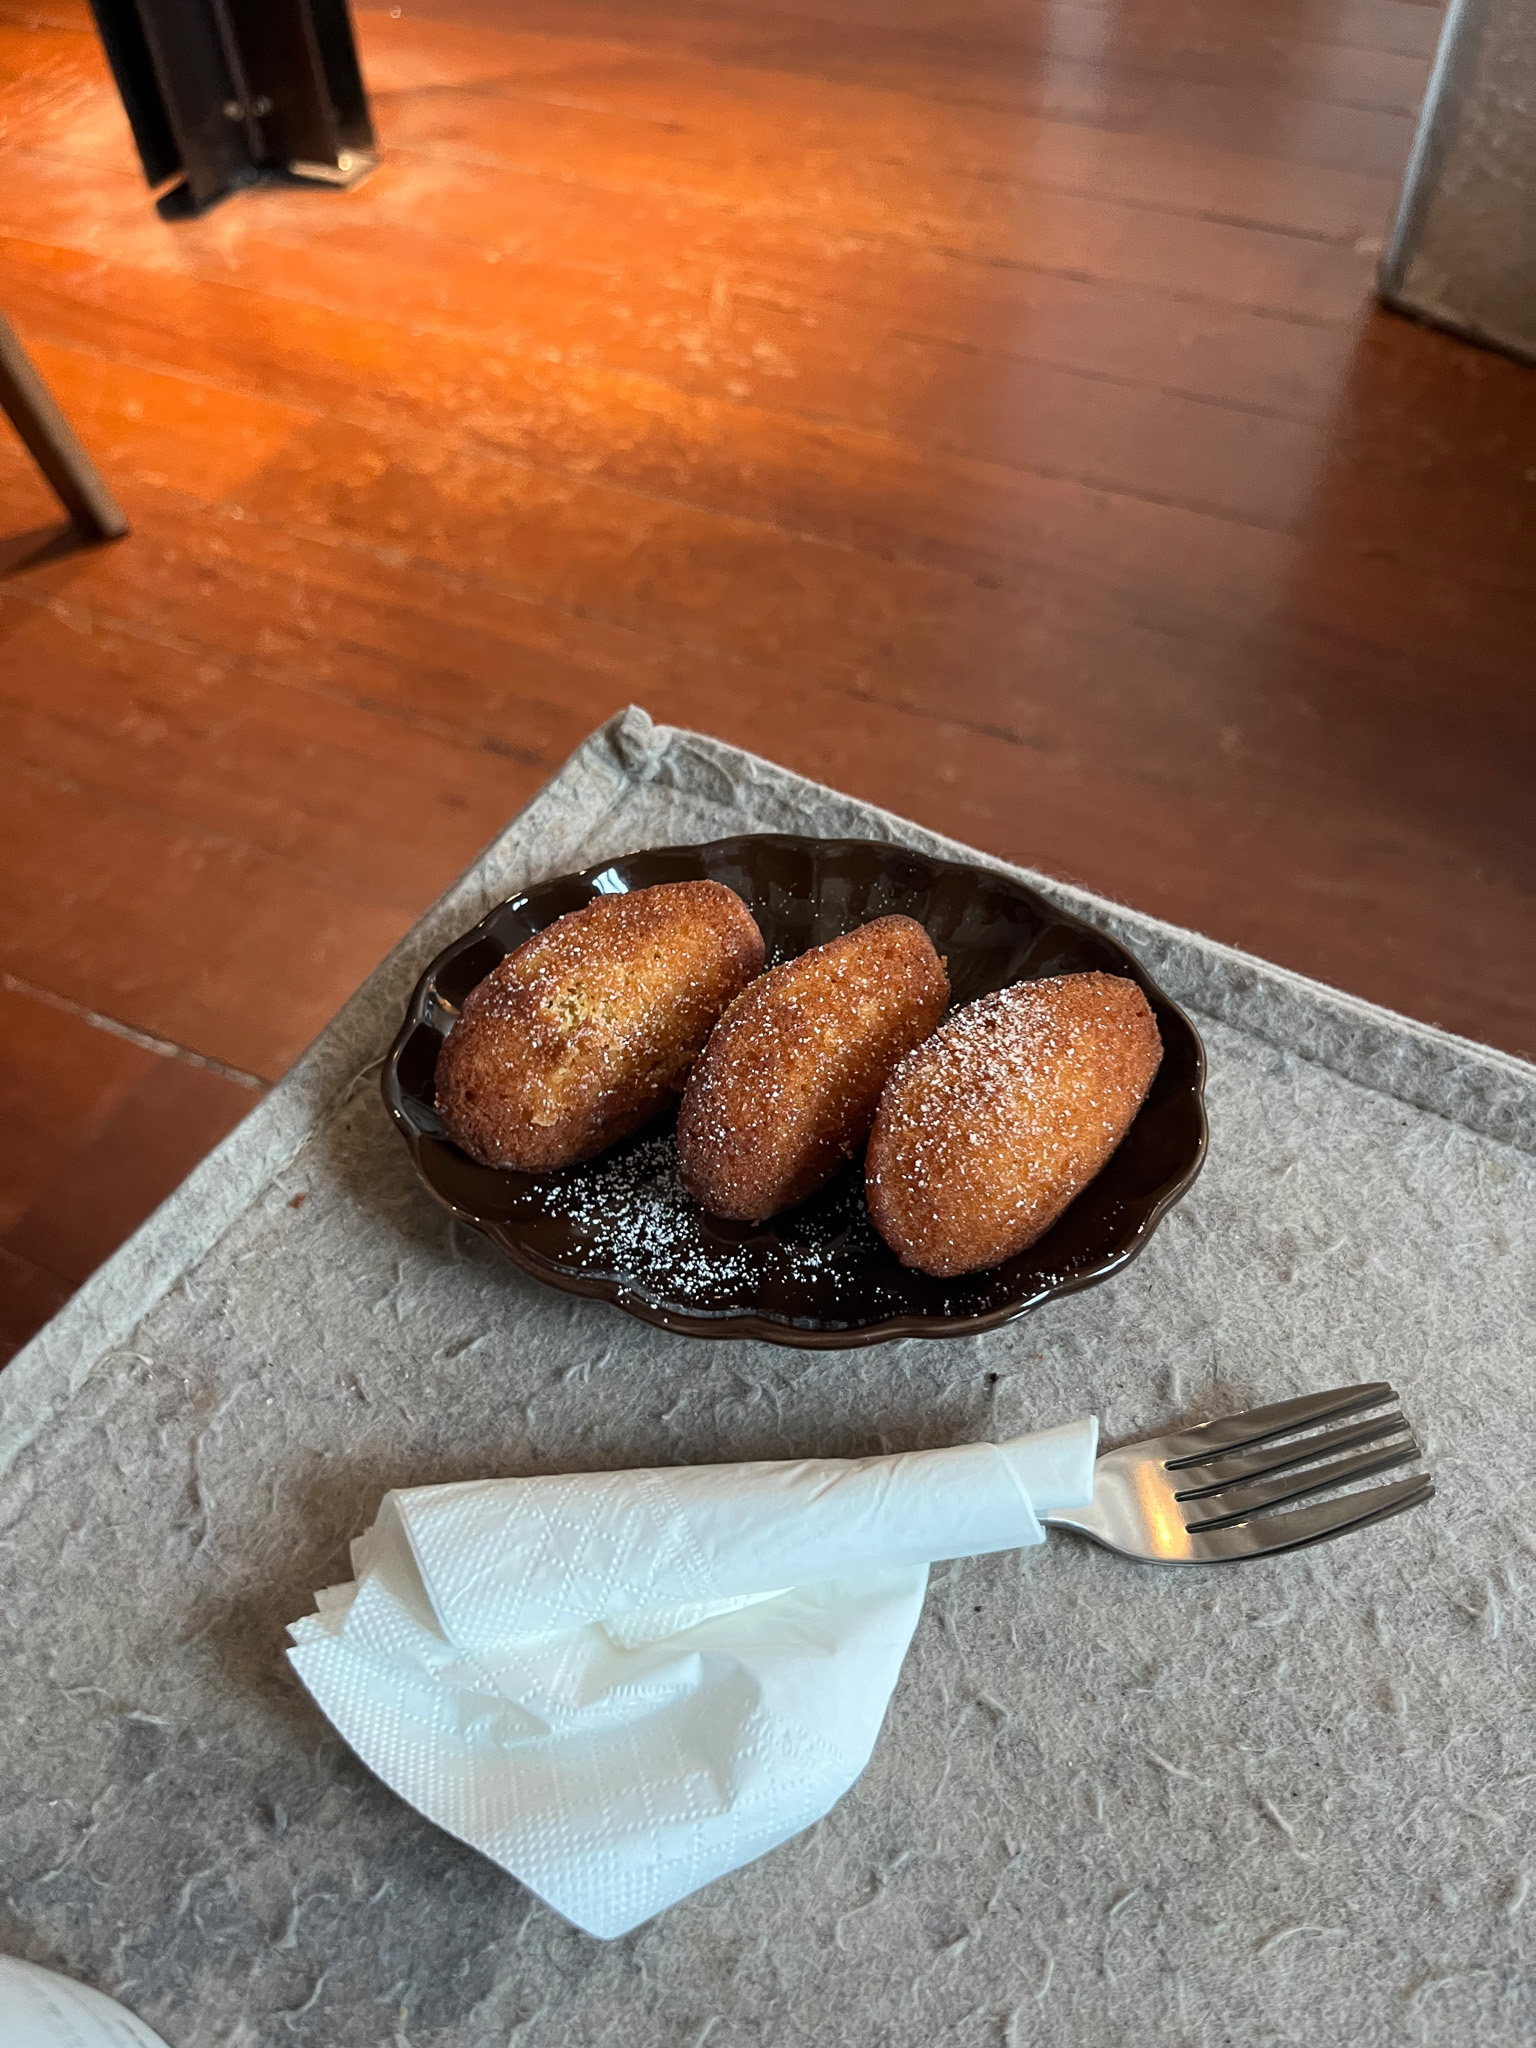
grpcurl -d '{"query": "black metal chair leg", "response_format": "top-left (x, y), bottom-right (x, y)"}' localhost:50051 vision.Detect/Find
top-left (0, 312), bottom-right (129, 543)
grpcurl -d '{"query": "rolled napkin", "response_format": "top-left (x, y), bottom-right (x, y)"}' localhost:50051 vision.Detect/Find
top-left (287, 1418), bottom-right (1097, 1938)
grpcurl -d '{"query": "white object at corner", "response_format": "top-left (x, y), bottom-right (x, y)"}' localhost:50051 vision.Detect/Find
top-left (0, 1957), bottom-right (170, 2048)
top-left (287, 1418), bottom-right (1097, 1938)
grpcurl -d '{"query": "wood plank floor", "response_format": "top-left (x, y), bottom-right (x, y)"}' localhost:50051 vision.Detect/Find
top-left (1, 0), bottom-right (1531, 1361)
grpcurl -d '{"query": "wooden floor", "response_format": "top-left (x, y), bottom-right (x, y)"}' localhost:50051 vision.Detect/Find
top-left (1, 0), bottom-right (1532, 1361)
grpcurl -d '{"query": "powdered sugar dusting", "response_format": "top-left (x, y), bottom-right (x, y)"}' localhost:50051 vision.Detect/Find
top-left (523, 1130), bottom-right (896, 1319)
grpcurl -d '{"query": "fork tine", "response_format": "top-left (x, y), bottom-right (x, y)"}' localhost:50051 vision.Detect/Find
top-left (1172, 1411), bottom-right (1413, 1496)
top-left (1180, 1435), bottom-right (1421, 1530)
top-left (1159, 1382), bottom-right (1396, 1469)
top-left (1186, 1473), bottom-right (1434, 1561)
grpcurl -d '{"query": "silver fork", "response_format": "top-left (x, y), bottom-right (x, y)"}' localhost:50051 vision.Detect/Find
top-left (1043, 1382), bottom-right (1433, 1564)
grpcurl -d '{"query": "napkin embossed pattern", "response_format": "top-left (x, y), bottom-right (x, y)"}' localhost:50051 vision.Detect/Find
top-left (288, 1423), bottom-right (1097, 1936)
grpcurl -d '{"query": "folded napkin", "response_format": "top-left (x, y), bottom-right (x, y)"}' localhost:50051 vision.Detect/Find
top-left (287, 1419), bottom-right (1097, 1938)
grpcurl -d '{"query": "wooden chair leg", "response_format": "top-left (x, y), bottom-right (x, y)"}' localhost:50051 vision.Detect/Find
top-left (0, 311), bottom-right (129, 542)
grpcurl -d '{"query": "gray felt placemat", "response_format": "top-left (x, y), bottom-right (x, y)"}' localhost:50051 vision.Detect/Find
top-left (2, 709), bottom-right (1532, 2048)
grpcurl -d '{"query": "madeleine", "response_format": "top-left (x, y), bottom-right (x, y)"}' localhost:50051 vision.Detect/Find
top-left (866, 971), bottom-right (1162, 1277)
top-left (678, 916), bottom-right (949, 1221)
top-left (436, 880), bottom-right (764, 1170)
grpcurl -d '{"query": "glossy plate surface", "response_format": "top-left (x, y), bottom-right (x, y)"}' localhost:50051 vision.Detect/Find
top-left (383, 836), bottom-right (1207, 1348)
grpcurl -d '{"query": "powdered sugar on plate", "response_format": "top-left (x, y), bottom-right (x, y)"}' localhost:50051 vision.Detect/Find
top-left (521, 1129), bottom-right (896, 1319)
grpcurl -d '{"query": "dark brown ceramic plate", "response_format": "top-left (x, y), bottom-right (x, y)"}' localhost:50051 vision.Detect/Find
top-left (383, 836), bottom-right (1207, 1348)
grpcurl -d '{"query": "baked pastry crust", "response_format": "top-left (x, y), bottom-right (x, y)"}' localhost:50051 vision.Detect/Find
top-left (677, 915), bottom-right (949, 1221)
top-left (435, 880), bottom-right (765, 1170)
top-left (866, 971), bottom-right (1162, 1277)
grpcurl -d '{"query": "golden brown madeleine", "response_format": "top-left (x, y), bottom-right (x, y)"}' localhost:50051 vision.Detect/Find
top-left (866, 971), bottom-right (1162, 1277)
top-left (677, 915), bottom-right (949, 1221)
top-left (435, 880), bottom-right (764, 1170)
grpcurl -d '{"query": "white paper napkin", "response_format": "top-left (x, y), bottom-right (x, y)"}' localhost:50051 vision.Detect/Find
top-left (287, 1418), bottom-right (1097, 1938)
